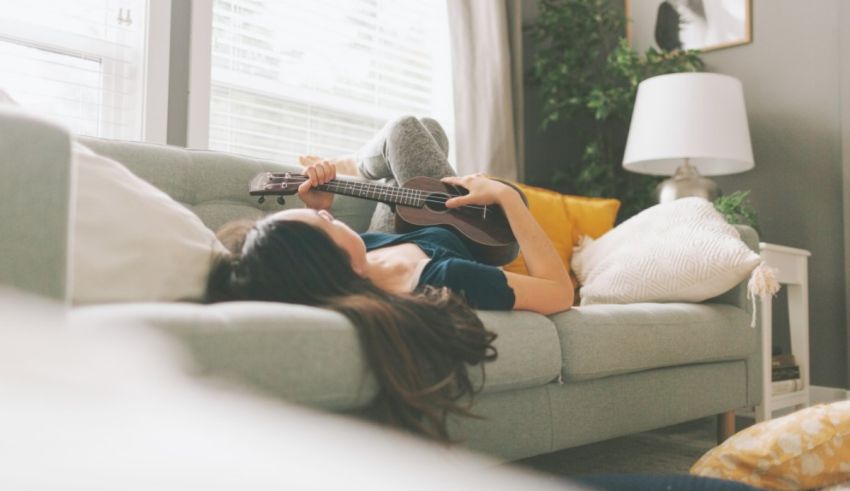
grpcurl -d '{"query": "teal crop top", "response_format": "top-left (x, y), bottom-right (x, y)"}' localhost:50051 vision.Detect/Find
top-left (360, 227), bottom-right (516, 310)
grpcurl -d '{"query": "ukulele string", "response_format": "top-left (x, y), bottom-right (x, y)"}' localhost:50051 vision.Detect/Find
top-left (329, 184), bottom-right (487, 213)
top-left (275, 175), bottom-right (492, 213)
top-left (270, 175), bottom-right (489, 211)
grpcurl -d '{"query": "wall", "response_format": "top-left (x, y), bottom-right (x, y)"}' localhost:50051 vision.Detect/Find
top-left (842, 0), bottom-right (850, 387)
top-left (706, 0), bottom-right (846, 389)
top-left (522, 0), bottom-right (848, 388)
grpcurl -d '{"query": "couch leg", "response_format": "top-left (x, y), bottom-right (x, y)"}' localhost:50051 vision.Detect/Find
top-left (716, 410), bottom-right (736, 443)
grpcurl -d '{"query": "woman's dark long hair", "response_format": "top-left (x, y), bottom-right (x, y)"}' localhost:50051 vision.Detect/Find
top-left (206, 218), bottom-right (497, 441)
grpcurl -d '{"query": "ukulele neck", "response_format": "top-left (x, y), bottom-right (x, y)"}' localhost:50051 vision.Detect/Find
top-left (315, 178), bottom-right (426, 207)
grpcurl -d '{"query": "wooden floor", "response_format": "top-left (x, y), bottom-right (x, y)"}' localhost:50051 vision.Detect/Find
top-left (512, 416), bottom-right (754, 477)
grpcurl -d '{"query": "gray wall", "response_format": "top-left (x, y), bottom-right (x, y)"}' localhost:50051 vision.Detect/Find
top-left (523, 0), bottom-right (848, 388)
top-left (842, 0), bottom-right (850, 389)
top-left (706, 0), bottom-right (846, 389)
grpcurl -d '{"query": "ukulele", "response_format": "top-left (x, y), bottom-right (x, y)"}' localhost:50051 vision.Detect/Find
top-left (249, 172), bottom-right (523, 266)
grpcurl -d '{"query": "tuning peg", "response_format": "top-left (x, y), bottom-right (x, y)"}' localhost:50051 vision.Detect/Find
top-left (258, 196), bottom-right (265, 204)
top-left (277, 196), bottom-right (286, 205)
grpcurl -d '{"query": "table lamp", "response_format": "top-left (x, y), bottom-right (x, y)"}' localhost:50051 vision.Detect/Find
top-left (622, 72), bottom-right (754, 203)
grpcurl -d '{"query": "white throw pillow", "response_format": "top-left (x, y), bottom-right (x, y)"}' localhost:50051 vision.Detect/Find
top-left (72, 143), bottom-right (226, 304)
top-left (571, 197), bottom-right (763, 306)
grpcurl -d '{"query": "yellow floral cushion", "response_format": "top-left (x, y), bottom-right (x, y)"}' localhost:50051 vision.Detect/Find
top-left (503, 183), bottom-right (620, 276)
top-left (691, 401), bottom-right (850, 490)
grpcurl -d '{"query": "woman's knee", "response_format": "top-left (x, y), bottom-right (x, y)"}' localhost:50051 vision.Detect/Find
top-left (386, 115), bottom-right (448, 155)
top-left (418, 117), bottom-right (449, 156)
top-left (392, 115), bottom-right (446, 140)
top-left (387, 115), bottom-right (421, 133)
top-left (386, 115), bottom-right (431, 148)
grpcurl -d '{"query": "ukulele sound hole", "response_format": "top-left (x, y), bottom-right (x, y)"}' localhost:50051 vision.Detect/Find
top-left (423, 192), bottom-right (450, 213)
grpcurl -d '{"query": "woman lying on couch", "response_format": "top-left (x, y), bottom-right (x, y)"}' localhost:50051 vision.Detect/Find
top-left (206, 116), bottom-right (572, 442)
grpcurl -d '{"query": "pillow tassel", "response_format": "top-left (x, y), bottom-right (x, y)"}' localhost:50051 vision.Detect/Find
top-left (571, 235), bottom-right (594, 284)
top-left (746, 262), bottom-right (780, 328)
top-left (573, 234), bottom-right (594, 255)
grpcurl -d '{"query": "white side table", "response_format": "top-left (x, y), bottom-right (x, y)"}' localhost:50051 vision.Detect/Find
top-left (755, 242), bottom-right (811, 422)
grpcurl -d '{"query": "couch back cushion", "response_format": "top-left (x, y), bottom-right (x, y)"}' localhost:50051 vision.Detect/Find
top-left (77, 137), bottom-right (378, 233)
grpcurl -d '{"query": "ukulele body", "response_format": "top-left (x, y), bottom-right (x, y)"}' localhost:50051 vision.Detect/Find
top-left (392, 176), bottom-right (520, 266)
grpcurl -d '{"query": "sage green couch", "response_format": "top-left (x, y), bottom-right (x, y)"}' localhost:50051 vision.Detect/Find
top-left (0, 108), bottom-right (762, 461)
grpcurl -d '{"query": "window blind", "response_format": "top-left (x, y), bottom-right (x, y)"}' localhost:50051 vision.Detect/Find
top-left (0, 0), bottom-right (148, 140)
top-left (209, 0), bottom-right (455, 164)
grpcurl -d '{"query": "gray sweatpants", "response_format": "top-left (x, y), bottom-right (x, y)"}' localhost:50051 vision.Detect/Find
top-left (356, 116), bottom-right (456, 233)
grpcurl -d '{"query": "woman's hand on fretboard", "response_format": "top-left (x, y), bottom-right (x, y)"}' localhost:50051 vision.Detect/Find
top-left (297, 159), bottom-right (336, 210)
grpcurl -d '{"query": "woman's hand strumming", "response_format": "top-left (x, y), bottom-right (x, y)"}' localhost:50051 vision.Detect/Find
top-left (440, 174), bottom-right (516, 208)
top-left (297, 159), bottom-right (336, 210)
top-left (443, 173), bottom-right (574, 315)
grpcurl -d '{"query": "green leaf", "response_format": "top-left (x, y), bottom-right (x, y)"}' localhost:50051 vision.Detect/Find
top-left (713, 190), bottom-right (760, 231)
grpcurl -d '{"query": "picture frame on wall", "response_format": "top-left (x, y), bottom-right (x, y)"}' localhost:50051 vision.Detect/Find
top-left (625, 0), bottom-right (752, 53)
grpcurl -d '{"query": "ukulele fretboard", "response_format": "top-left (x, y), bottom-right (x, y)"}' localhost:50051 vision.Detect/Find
top-left (260, 172), bottom-right (433, 207)
top-left (316, 179), bottom-right (427, 207)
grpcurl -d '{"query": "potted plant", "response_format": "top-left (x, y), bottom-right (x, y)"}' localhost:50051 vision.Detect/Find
top-left (530, 0), bottom-right (704, 219)
top-left (714, 190), bottom-right (760, 232)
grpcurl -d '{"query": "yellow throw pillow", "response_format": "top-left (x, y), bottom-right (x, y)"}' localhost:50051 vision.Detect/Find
top-left (563, 194), bottom-right (621, 248)
top-left (503, 183), bottom-right (620, 276)
top-left (503, 184), bottom-right (572, 275)
top-left (691, 401), bottom-right (850, 490)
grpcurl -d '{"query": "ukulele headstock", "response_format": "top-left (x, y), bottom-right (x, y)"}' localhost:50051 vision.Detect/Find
top-left (249, 172), bottom-right (303, 204)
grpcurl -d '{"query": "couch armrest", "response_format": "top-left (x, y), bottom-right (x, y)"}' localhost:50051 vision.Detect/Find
top-left (705, 224), bottom-right (762, 408)
top-left (0, 108), bottom-right (73, 301)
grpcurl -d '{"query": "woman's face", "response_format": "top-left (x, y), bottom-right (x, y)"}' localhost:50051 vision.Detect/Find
top-left (267, 208), bottom-right (368, 275)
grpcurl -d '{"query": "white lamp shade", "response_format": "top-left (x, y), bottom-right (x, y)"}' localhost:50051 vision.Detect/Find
top-left (622, 73), bottom-right (754, 176)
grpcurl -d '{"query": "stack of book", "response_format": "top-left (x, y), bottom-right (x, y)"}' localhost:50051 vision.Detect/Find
top-left (772, 353), bottom-right (803, 395)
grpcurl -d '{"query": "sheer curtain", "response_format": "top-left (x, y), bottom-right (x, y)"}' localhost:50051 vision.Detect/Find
top-left (447, 0), bottom-right (523, 181)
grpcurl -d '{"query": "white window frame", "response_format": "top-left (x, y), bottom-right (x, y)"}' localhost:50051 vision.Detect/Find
top-left (186, 0), bottom-right (212, 149)
top-left (0, 0), bottom-right (171, 143)
top-left (143, 0), bottom-right (173, 144)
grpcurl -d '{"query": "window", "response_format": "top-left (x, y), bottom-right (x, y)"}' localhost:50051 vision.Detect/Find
top-left (204, 0), bottom-right (455, 163)
top-left (0, 0), bottom-right (169, 142)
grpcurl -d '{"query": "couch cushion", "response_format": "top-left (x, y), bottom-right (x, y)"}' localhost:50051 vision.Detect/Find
top-left (549, 303), bottom-right (755, 382)
top-left (473, 311), bottom-right (563, 392)
top-left (71, 303), bottom-right (561, 410)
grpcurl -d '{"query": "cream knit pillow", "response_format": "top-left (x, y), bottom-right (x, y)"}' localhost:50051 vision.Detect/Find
top-left (72, 143), bottom-right (226, 304)
top-left (571, 197), bottom-right (772, 308)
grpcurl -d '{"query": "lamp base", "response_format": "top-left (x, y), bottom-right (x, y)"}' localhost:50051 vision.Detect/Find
top-left (656, 161), bottom-right (720, 203)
